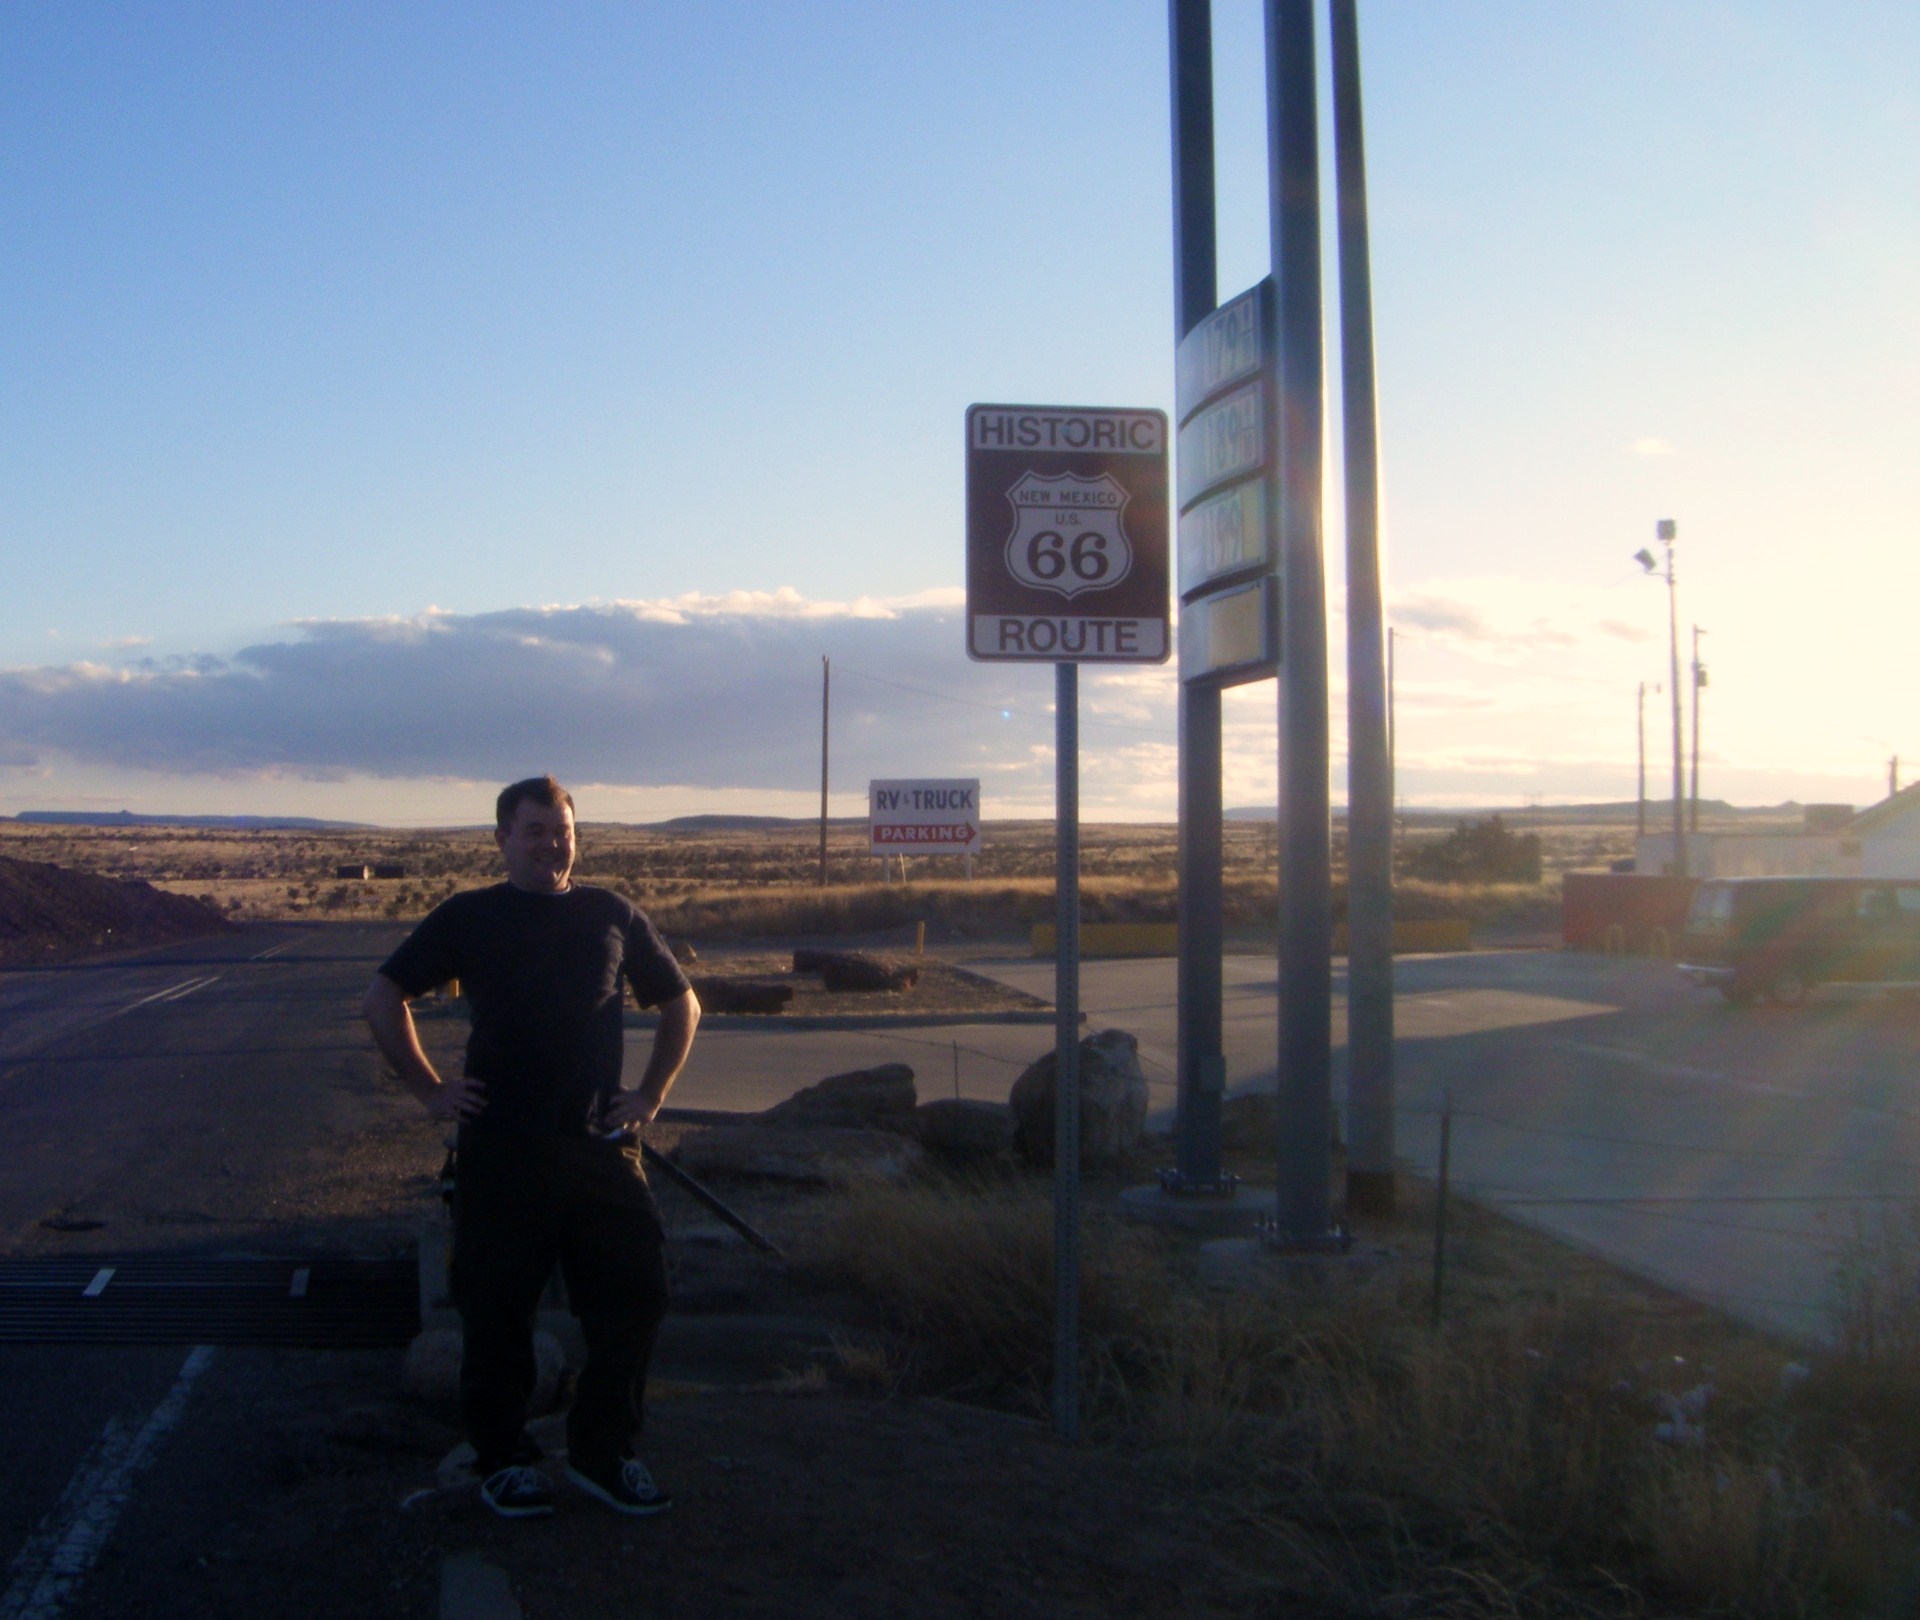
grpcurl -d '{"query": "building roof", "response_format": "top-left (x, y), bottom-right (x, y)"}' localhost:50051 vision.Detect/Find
top-left (1848, 782), bottom-right (1920, 839)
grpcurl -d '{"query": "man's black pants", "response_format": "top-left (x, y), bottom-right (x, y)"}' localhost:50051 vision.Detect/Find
top-left (450, 1131), bottom-right (668, 1478)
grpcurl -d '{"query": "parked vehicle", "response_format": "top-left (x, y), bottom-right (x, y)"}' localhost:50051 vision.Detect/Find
top-left (1679, 877), bottom-right (1920, 1005)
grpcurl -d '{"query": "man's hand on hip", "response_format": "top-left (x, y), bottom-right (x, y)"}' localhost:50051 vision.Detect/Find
top-left (602, 1089), bottom-right (660, 1132)
top-left (425, 1075), bottom-right (488, 1123)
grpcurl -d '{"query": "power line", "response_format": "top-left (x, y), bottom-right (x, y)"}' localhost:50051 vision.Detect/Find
top-left (833, 663), bottom-right (1173, 739)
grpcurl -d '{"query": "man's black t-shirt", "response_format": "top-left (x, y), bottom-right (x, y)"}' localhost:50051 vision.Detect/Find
top-left (378, 883), bottom-right (690, 1137)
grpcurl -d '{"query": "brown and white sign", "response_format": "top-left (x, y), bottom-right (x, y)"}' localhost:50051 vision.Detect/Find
top-left (965, 404), bottom-right (1169, 663)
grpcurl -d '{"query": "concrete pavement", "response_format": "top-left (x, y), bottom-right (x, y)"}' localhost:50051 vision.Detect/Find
top-left (644, 947), bottom-right (1920, 1345)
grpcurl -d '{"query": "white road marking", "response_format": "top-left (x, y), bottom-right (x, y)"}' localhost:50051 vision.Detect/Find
top-left (0, 1346), bottom-right (216, 1620)
top-left (80, 1270), bottom-right (113, 1299)
top-left (122, 974), bottom-right (222, 1013)
top-left (248, 942), bottom-right (292, 962)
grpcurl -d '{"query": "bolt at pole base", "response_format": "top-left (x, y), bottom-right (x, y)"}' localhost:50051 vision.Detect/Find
top-left (1155, 1167), bottom-right (1240, 1198)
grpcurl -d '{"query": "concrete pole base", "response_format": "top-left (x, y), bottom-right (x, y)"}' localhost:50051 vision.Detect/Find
top-left (1345, 1168), bottom-right (1397, 1217)
top-left (1119, 1183), bottom-right (1265, 1235)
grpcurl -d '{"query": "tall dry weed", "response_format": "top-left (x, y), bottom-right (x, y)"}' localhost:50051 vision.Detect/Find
top-left (804, 1181), bottom-right (1920, 1616)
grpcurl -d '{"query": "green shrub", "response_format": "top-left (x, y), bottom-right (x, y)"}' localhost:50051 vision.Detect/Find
top-left (1403, 814), bottom-right (1543, 884)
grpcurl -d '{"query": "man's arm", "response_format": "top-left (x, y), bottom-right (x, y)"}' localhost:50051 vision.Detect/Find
top-left (363, 972), bottom-right (485, 1123)
top-left (605, 987), bottom-right (700, 1130)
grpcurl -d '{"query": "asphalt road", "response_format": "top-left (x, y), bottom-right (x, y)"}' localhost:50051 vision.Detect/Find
top-left (848, 948), bottom-right (1920, 1345)
top-left (6, 926), bottom-right (1919, 1617)
top-left (638, 947), bottom-right (1920, 1345)
top-left (0, 924), bottom-right (427, 1620)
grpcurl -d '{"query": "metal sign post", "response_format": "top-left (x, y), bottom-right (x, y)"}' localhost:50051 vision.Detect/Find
top-left (1051, 661), bottom-right (1080, 1441)
top-left (1331, 0), bottom-right (1396, 1215)
top-left (1166, 277), bottom-right (1281, 1207)
top-left (966, 403), bottom-right (1168, 1441)
top-left (1267, 0), bottom-right (1338, 1249)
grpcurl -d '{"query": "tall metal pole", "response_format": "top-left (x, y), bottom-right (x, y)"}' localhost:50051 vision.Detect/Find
top-left (1170, 0), bottom-right (1228, 1192)
top-left (1267, 0), bottom-right (1336, 1245)
top-left (1660, 524), bottom-right (1686, 878)
top-left (1387, 625), bottom-right (1397, 865)
top-left (819, 657), bottom-right (830, 888)
top-left (1330, 0), bottom-right (1393, 1216)
top-left (1689, 625), bottom-right (1703, 833)
top-left (1636, 681), bottom-right (1647, 838)
top-left (1052, 662), bottom-right (1082, 1441)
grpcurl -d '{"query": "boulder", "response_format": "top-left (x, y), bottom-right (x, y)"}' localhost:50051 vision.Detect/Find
top-left (1008, 1029), bottom-right (1149, 1169)
top-left (688, 975), bottom-right (794, 1015)
top-left (672, 1124), bottom-right (925, 1187)
top-left (762, 1063), bottom-right (917, 1131)
top-left (793, 948), bottom-right (920, 993)
top-left (915, 1098), bottom-right (1018, 1166)
top-left (825, 957), bottom-right (918, 994)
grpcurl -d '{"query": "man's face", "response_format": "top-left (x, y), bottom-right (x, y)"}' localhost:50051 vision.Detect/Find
top-left (496, 799), bottom-right (576, 893)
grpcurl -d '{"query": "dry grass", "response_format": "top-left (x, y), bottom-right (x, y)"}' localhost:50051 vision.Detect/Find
top-left (801, 1179), bottom-right (1920, 1618)
top-left (0, 817), bottom-right (1586, 939)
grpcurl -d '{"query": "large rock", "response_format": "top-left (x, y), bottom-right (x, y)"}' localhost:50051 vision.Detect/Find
top-left (689, 974), bottom-right (793, 1015)
top-left (1008, 1029), bottom-right (1149, 1169)
top-left (672, 1124), bottom-right (925, 1186)
top-left (762, 1063), bottom-right (917, 1131)
top-left (793, 948), bottom-right (919, 993)
top-left (915, 1099), bottom-right (1018, 1166)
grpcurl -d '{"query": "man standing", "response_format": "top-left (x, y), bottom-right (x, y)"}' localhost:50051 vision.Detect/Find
top-left (365, 776), bottom-right (700, 1519)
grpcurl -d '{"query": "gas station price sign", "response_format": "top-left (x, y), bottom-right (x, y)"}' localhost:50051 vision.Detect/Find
top-left (1174, 280), bottom-right (1280, 683)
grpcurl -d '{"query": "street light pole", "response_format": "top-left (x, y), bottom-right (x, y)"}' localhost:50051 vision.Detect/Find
top-left (1637, 681), bottom-right (1646, 838)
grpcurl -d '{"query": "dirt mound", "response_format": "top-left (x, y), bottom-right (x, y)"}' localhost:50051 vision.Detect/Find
top-left (0, 854), bottom-right (233, 967)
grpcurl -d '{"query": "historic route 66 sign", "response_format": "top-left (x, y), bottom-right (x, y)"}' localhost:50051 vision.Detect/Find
top-left (965, 404), bottom-right (1169, 663)
top-left (1003, 471), bottom-right (1133, 599)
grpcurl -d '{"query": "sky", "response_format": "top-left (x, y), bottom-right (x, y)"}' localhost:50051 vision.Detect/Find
top-left (1, 1), bottom-right (1915, 826)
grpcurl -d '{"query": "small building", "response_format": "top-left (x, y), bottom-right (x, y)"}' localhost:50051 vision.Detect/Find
top-left (1634, 787), bottom-right (1920, 881)
top-left (334, 864), bottom-right (372, 881)
top-left (372, 863), bottom-right (408, 880)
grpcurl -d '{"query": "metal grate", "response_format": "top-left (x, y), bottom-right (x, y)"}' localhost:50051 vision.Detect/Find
top-left (0, 1256), bottom-right (420, 1347)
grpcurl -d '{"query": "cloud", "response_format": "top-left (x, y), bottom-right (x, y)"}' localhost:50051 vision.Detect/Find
top-left (0, 592), bottom-right (1174, 815)
top-left (1631, 437), bottom-right (1678, 457)
top-left (1394, 594), bottom-right (1493, 640)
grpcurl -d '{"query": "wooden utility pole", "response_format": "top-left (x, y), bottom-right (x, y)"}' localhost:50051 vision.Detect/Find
top-left (1689, 625), bottom-right (1706, 833)
top-left (818, 657), bottom-right (830, 887)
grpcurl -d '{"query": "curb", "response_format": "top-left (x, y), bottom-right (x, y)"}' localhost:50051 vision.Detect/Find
top-left (623, 1007), bottom-right (1060, 1032)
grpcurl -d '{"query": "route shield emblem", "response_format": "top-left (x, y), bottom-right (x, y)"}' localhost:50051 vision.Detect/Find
top-left (1003, 471), bottom-right (1134, 600)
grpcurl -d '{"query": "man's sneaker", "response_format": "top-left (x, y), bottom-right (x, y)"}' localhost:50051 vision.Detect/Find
top-left (479, 1464), bottom-right (555, 1519)
top-left (565, 1455), bottom-right (673, 1517)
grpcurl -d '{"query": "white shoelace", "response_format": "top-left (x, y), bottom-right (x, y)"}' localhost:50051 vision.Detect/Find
top-left (486, 1464), bottom-right (546, 1498)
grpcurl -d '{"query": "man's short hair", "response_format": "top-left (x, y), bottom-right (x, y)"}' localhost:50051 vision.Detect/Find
top-left (496, 775), bottom-right (576, 831)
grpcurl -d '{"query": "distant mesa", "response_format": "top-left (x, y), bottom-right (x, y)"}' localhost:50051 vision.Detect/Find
top-left (1228, 799), bottom-right (1780, 828)
top-left (11, 810), bottom-right (369, 831)
top-left (648, 814), bottom-right (866, 832)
